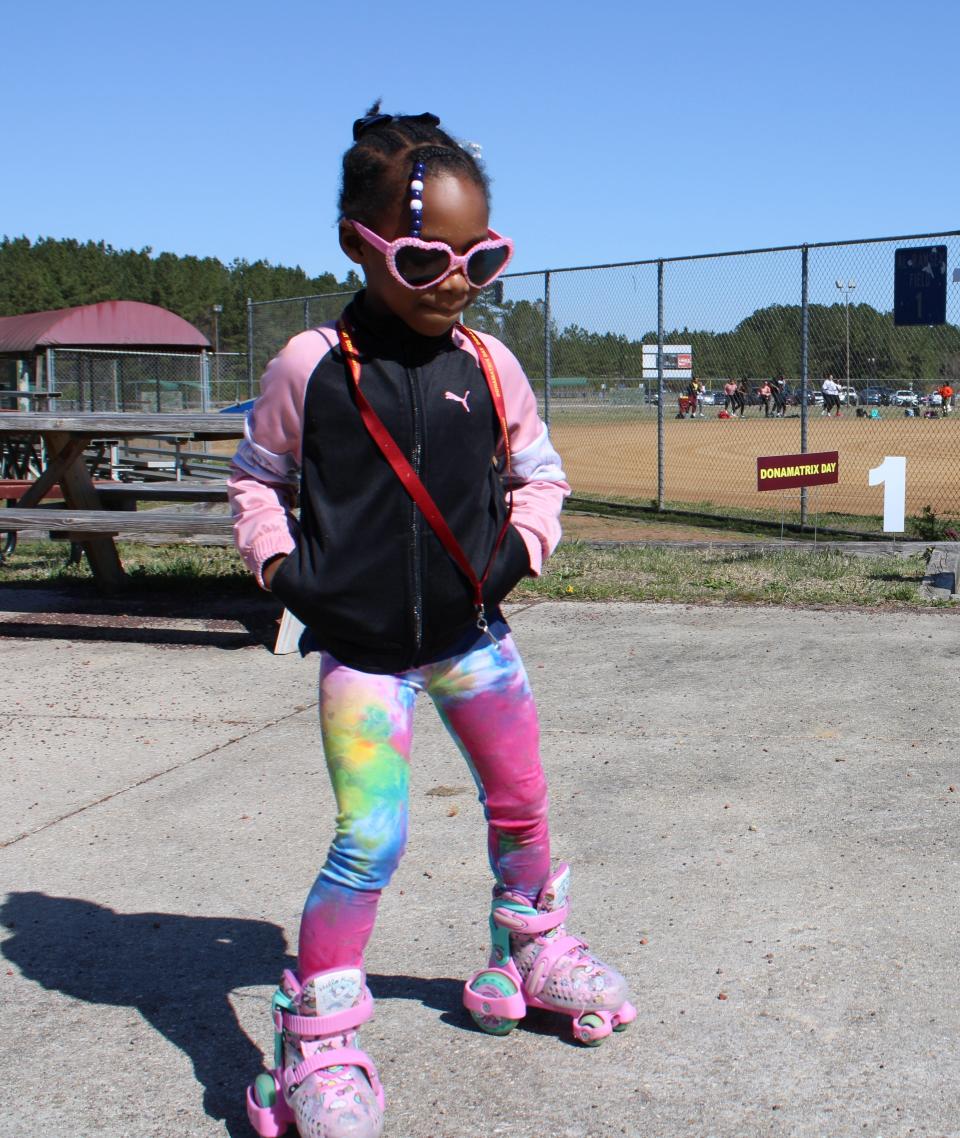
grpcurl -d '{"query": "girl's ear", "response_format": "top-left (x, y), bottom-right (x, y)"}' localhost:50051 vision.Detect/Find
top-left (339, 220), bottom-right (366, 266)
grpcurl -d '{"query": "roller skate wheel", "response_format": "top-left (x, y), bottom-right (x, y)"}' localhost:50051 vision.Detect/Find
top-left (253, 1072), bottom-right (278, 1108)
top-left (467, 970), bottom-right (521, 1036)
top-left (613, 1001), bottom-right (637, 1032)
top-left (573, 1012), bottom-right (606, 1046)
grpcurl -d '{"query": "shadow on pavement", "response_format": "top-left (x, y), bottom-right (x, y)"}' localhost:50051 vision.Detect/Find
top-left (1, 894), bottom-right (488, 1134)
top-left (0, 585), bottom-right (281, 649)
top-left (1, 892), bottom-right (291, 1137)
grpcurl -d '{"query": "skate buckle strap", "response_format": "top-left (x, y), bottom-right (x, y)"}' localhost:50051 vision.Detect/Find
top-left (524, 934), bottom-right (585, 998)
top-left (275, 987), bottom-right (374, 1038)
top-left (492, 902), bottom-right (569, 935)
top-left (282, 1045), bottom-right (382, 1100)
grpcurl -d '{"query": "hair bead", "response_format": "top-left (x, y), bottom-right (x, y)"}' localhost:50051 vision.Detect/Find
top-left (408, 159), bottom-right (427, 235)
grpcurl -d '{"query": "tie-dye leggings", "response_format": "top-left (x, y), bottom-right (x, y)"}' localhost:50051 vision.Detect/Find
top-left (297, 633), bottom-right (551, 979)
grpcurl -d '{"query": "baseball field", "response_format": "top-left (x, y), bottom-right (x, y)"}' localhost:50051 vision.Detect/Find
top-left (550, 409), bottom-right (960, 526)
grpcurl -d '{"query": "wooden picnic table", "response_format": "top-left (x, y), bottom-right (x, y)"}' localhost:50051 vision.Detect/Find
top-left (0, 412), bottom-right (246, 590)
top-left (0, 390), bottom-right (63, 410)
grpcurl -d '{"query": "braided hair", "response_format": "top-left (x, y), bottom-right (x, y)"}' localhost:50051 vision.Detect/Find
top-left (339, 101), bottom-right (490, 226)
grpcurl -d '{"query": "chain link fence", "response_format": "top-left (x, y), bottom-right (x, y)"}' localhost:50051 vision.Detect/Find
top-left (248, 230), bottom-right (960, 536)
top-left (47, 348), bottom-right (249, 411)
top-left (245, 292), bottom-right (354, 391)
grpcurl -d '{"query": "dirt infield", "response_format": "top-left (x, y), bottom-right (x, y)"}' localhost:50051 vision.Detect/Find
top-left (551, 412), bottom-right (960, 522)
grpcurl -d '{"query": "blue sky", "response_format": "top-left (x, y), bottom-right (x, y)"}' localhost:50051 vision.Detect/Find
top-left (2, 0), bottom-right (958, 284)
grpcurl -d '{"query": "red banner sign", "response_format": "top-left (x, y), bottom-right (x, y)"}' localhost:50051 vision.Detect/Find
top-left (757, 451), bottom-right (839, 492)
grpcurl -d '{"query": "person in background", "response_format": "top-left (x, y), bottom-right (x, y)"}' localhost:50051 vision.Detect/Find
top-left (772, 375), bottom-right (787, 417)
top-left (821, 374), bottom-right (841, 417)
top-left (938, 381), bottom-right (954, 415)
top-left (687, 376), bottom-right (700, 418)
top-left (758, 379), bottom-right (772, 418)
top-left (723, 378), bottom-right (737, 413)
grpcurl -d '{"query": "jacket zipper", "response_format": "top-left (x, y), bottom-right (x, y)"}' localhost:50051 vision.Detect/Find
top-left (408, 363), bottom-right (424, 656)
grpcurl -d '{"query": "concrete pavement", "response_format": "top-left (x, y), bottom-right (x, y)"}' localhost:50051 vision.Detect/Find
top-left (3, 597), bottom-right (960, 1137)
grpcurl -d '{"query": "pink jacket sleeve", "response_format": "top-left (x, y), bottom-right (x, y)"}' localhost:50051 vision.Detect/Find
top-left (462, 330), bottom-right (571, 576)
top-left (227, 328), bottom-right (334, 587)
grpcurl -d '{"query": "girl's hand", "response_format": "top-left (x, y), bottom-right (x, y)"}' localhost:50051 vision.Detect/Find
top-left (262, 555), bottom-right (287, 591)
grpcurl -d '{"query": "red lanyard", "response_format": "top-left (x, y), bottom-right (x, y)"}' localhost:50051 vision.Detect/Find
top-left (336, 317), bottom-right (513, 633)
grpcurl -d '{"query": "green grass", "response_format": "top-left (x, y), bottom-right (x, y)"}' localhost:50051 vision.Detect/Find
top-left (0, 540), bottom-right (252, 592)
top-left (0, 536), bottom-right (942, 608)
top-left (513, 540), bottom-right (935, 607)
top-left (569, 493), bottom-right (960, 540)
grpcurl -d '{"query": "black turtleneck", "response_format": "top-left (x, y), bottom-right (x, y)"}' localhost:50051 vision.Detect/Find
top-left (346, 290), bottom-right (456, 366)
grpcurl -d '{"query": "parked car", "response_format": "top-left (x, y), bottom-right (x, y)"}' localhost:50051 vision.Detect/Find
top-left (698, 390), bottom-right (722, 406)
top-left (838, 385), bottom-right (858, 405)
top-left (861, 386), bottom-right (891, 406)
top-left (786, 387), bottom-right (820, 405)
top-left (893, 389), bottom-right (919, 407)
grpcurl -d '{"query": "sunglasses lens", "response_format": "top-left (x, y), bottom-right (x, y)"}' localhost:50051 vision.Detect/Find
top-left (467, 244), bottom-right (511, 287)
top-left (395, 245), bottom-right (452, 286)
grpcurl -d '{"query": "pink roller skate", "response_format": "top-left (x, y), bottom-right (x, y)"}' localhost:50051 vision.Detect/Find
top-left (463, 863), bottom-right (637, 1046)
top-left (246, 967), bottom-right (385, 1138)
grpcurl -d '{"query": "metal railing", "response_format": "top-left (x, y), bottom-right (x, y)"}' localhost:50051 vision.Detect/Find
top-left (247, 230), bottom-right (960, 534)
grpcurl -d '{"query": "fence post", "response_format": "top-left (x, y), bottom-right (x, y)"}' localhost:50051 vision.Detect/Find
top-left (46, 348), bottom-right (55, 410)
top-left (200, 351), bottom-right (211, 412)
top-left (657, 260), bottom-right (665, 510)
top-left (800, 244), bottom-right (809, 525)
top-left (303, 299), bottom-right (311, 330)
top-left (246, 297), bottom-right (255, 399)
top-left (543, 270), bottom-right (552, 427)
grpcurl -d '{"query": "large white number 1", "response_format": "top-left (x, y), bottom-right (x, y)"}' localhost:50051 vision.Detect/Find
top-left (868, 456), bottom-right (906, 533)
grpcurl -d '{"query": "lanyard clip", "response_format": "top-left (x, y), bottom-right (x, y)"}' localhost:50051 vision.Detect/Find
top-left (476, 604), bottom-right (498, 646)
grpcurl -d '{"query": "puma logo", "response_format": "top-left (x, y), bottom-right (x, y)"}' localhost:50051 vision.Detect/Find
top-left (444, 390), bottom-right (471, 413)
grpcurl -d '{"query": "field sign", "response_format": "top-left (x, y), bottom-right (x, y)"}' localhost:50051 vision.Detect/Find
top-left (642, 344), bottom-right (692, 379)
top-left (894, 245), bottom-right (947, 326)
top-left (757, 451), bottom-right (839, 492)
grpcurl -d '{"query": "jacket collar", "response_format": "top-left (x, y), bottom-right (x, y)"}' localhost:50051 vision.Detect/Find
top-left (345, 291), bottom-right (456, 365)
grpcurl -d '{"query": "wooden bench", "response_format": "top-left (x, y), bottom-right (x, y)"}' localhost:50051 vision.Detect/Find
top-left (0, 505), bottom-right (305, 655)
top-left (0, 479), bottom-right (64, 502)
top-left (2, 478), bottom-right (229, 504)
top-left (0, 508), bottom-right (234, 538)
top-left (94, 480), bottom-right (229, 510)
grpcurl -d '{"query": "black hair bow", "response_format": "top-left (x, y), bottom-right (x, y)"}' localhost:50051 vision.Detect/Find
top-left (352, 111), bottom-right (441, 141)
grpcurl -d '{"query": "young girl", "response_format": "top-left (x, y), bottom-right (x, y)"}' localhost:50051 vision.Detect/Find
top-left (230, 104), bottom-right (635, 1138)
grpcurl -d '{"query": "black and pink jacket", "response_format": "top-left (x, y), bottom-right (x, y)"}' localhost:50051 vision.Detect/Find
top-left (228, 295), bottom-right (569, 673)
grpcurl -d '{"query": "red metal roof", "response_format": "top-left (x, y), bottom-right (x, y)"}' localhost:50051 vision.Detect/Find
top-left (0, 301), bottom-right (210, 353)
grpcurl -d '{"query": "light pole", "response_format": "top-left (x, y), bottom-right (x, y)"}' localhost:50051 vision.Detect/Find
top-left (835, 280), bottom-right (856, 385)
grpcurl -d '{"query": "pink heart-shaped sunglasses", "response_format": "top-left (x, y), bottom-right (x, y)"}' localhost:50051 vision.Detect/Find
top-left (349, 220), bottom-right (514, 291)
